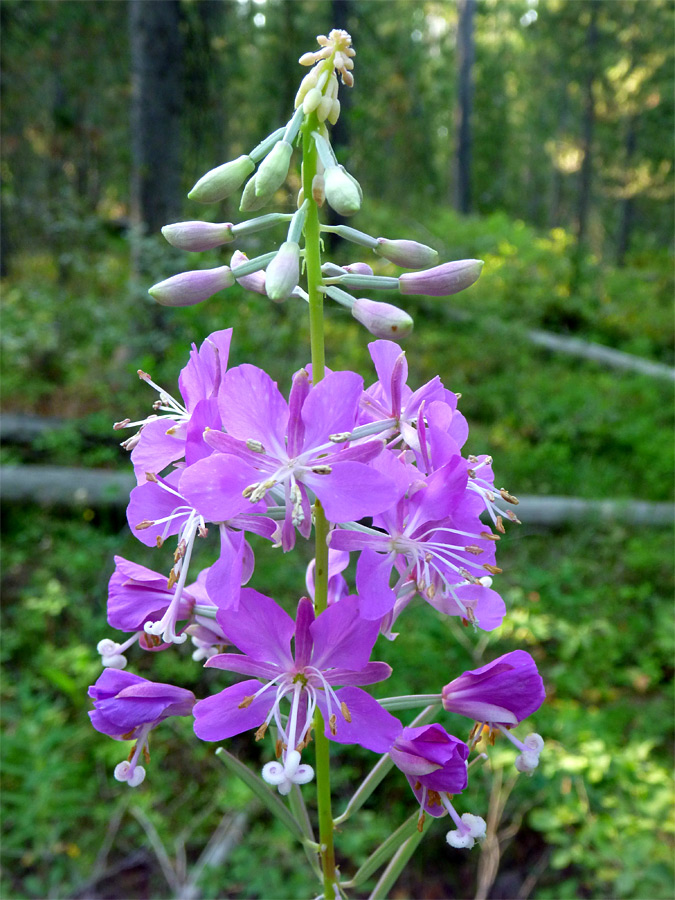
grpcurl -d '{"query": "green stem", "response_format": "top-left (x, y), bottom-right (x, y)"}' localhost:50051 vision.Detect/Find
top-left (303, 110), bottom-right (337, 899)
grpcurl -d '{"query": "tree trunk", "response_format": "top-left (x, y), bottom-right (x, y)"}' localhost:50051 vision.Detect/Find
top-left (575, 2), bottom-right (598, 246)
top-left (453, 0), bottom-right (475, 214)
top-left (129, 0), bottom-right (182, 238)
top-left (616, 117), bottom-right (637, 267)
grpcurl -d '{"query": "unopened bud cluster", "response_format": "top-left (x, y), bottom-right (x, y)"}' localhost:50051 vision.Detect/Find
top-left (147, 30), bottom-right (483, 337)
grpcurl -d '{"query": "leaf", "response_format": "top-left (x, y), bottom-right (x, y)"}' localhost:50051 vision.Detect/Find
top-left (345, 812), bottom-right (421, 888)
top-left (215, 747), bottom-right (307, 845)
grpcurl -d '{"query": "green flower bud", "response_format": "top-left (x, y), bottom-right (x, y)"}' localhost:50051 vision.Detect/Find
top-left (324, 165), bottom-right (361, 216)
top-left (255, 140), bottom-right (294, 198)
top-left (188, 155), bottom-right (254, 203)
top-left (265, 241), bottom-right (300, 303)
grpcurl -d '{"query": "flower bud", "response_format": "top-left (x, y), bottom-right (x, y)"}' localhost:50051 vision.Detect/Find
top-left (317, 95), bottom-right (334, 122)
top-left (375, 238), bottom-right (439, 269)
top-left (231, 250), bottom-right (267, 295)
top-left (311, 173), bottom-right (325, 205)
top-left (188, 155), bottom-right (255, 203)
top-left (240, 175), bottom-right (270, 212)
top-left (265, 241), bottom-right (300, 302)
top-left (399, 259), bottom-right (484, 297)
top-left (303, 86), bottom-right (323, 115)
top-left (343, 262), bottom-right (373, 276)
top-left (352, 298), bottom-right (413, 338)
top-left (328, 99), bottom-right (341, 125)
top-left (161, 221), bottom-right (234, 252)
top-left (255, 140), bottom-right (293, 198)
top-left (324, 165), bottom-right (361, 216)
top-left (149, 266), bottom-right (234, 307)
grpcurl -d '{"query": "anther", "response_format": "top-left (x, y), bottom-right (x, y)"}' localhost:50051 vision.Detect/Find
top-left (145, 472), bottom-right (158, 483)
top-left (329, 714), bottom-right (338, 735)
top-left (329, 432), bottom-right (351, 443)
top-left (275, 739), bottom-right (283, 758)
top-left (340, 701), bottom-right (351, 723)
top-left (311, 465), bottom-right (332, 474)
top-left (465, 545), bottom-right (483, 555)
top-left (246, 439), bottom-right (266, 453)
top-left (238, 695), bottom-right (255, 709)
top-left (113, 419), bottom-right (131, 430)
top-left (499, 488), bottom-right (519, 505)
top-left (483, 564), bottom-right (502, 575)
top-left (255, 723), bottom-right (268, 741)
top-left (480, 531), bottom-right (500, 541)
top-left (167, 568), bottom-right (178, 589)
top-left (135, 520), bottom-right (153, 530)
top-left (417, 812), bottom-right (426, 832)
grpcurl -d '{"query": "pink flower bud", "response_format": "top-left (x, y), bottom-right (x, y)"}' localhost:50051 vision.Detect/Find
top-left (148, 266), bottom-right (234, 307)
top-left (188, 155), bottom-right (254, 203)
top-left (161, 221), bottom-right (234, 252)
top-left (265, 241), bottom-right (300, 302)
top-left (343, 261), bottom-right (373, 276)
top-left (375, 238), bottom-right (439, 269)
top-left (352, 298), bottom-right (413, 338)
top-left (231, 250), bottom-right (267, 295)
top-left (399, 259), bottom-right (484, 297)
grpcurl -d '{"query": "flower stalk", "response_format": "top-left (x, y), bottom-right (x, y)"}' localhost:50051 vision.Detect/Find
top-left (302, 104), bottom-right (338, 900)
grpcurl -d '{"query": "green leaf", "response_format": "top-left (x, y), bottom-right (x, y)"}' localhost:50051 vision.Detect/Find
top-left (215, 747), bottom-right (308, 846)
top-left (367, 815), bottom-right (432, 900)
top-left (344, 812), bottom-right (421, 888)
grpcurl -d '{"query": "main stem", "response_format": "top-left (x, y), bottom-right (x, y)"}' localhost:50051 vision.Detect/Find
top-left (303, 113), bottom-right (337, 899)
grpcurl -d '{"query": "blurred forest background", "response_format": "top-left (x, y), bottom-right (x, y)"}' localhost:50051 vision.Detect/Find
top-left (1, 1), bottom-right (673, 899)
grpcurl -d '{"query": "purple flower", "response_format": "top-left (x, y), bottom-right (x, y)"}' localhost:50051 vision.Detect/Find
top-left (389, 724), bottom-right (486, 850)
top-left (88, 669), bottom-right (194, 786)
top-left (125, 329), bottom-right (232, 482)
top-left (443, 650), bottom-right (545, 773)
top-left (193, 590), bottom-right (398, 794)
top-left (181, 365), bottom-right (403, 550)
top-left (330, 452), bottom-right (499, 622)
top-left (107, 556), bottom-right (197, 635)
top-left (356, 340), bottom-right (461, 454)
top-left (442, 650), bottom-right (545, 726)
top-left (390, 724), bottom-right (469, 804)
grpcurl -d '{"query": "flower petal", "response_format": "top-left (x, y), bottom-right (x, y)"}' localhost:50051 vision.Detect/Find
top-left (193, 680), bottom-right (270, 741)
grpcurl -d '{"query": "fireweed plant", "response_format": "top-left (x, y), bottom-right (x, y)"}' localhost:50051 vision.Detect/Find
top-left (90, 30), bottom-right (546, 898)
